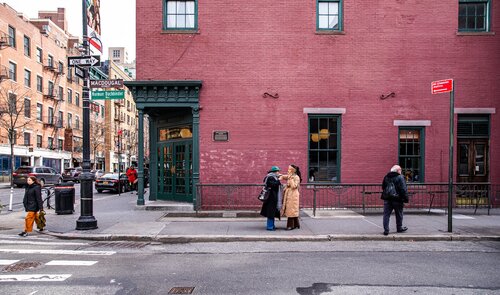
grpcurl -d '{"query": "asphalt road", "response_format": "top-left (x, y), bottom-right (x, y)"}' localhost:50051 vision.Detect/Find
top-left (0, 183), bottom-right (124, 211)
top-left (1, 237), bottom-right (499, 294)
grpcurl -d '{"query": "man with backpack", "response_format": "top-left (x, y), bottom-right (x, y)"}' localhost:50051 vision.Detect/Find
top-left (381, 165), bottom-right (409, 236)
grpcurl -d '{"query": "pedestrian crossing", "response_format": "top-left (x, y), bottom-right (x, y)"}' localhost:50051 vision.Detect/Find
top-left (0, 238), bottom-right (115, 283)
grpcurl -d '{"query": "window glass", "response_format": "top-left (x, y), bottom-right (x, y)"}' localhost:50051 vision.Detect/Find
top-left (24, 98), bottom-right (31, 118)
top-left (165, 1), bottom-right (196, 29)
top-left (8, 25), bottom-right (15, 48)
top-left (37, 76), bottom-right (43, 92)
top-left (24, 35), bottom-right (30, 57)
top-left (399, 128), bottom-right (424, 182)
top-left (24, 69), bottom-right (31, 87)
top-left (318, 0), bottom-right (340, 30)
top-left (8, 62), bottom-right (16, 81)
top-left (308, 115), bottom-right (340, 182)
top-left (458, 1), bottom-right (488, 31)
top-left (36, 48), bottom-right (42, 63)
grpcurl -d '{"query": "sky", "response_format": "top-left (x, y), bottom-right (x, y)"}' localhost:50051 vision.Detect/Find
top-left (1, 0), bottom-right (136, 61)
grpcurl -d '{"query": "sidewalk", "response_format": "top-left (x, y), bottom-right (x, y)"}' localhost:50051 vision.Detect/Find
top-left (1, 191), bottom-right (499, 243)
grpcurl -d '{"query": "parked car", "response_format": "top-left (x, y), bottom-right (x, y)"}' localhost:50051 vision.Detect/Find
top-left (13, 166), bottom-right (63, 188)
top-left (95, 173), bottom-right (131, 193)
top-left (91, 169), bottom-right (105, 180)
top-left (62, 167), bottom-right (82, 183)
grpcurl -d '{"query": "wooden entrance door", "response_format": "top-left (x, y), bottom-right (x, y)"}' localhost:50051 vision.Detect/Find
top-left (457, 139), bottom-right (489, 183)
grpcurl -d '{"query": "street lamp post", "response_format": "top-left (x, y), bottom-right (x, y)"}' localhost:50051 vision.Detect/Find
top-left (76, 0), bottom-right (97, 230)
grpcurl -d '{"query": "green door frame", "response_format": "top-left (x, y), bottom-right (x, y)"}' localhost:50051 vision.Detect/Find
top-left (157, 140), bottom-right (193, 202)
top-left (124, 81), bottom-right (202, 205)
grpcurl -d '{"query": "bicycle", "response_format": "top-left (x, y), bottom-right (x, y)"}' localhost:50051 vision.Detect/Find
top-left (42, 187), bottom-right (55, 210)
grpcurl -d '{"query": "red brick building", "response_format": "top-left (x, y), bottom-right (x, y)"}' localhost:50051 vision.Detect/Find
top-left (130, 0), bottom-right (499, 203)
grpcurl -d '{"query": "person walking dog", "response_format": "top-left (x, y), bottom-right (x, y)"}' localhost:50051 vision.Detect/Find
top-left (19, 176), bottom-right (43, 237)
top-left (381, 165), bottom-right (409, 236)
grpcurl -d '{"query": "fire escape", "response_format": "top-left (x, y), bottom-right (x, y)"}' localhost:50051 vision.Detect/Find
top-left (42, 58), bottom-right (64, 150)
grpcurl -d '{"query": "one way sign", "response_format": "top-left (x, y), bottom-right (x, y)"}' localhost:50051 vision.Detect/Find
top-left (68, 55), bottom-right (100, 67)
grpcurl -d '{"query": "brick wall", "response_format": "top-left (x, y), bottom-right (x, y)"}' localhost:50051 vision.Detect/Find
top-left (137, 0), bottom-right (500, 184)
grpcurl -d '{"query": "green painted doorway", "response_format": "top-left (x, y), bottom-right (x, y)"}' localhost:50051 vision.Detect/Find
top-left (157, 140), bottom-right (193, 202)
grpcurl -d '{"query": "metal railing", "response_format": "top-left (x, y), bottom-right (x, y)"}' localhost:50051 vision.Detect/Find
top-left (196, 182), bottom-right (499, 215)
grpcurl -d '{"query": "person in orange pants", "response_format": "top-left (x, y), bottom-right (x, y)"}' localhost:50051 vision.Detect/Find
top-left (19, 176), bottom-right (43, 237)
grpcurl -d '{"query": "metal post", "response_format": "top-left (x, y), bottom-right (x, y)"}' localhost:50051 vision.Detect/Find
top-left (76, 0), bottom-right (97, 230)
top-left (137, 109), bottom-right (145, 205)
top-left (447, 83), bottom-right (454, 233)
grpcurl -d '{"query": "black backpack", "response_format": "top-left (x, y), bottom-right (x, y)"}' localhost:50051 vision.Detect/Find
top-left (382, 181), bottom-right (398, 200)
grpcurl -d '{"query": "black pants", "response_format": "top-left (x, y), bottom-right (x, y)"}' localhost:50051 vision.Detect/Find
top-left (383, 200), bottom-right (404, 232)
top-left (287, 217), bottom-right (300, 229)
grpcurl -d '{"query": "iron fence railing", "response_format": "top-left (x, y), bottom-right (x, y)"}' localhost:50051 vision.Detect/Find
top-left (196, 183), bottom-right (500, 215)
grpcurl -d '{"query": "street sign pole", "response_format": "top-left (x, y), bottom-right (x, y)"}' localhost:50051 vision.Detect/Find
top-left (448, 82), bottom-right (454, 233)
top-left (76, 0), bottom-right (97, 230)
top-left (431, 78), bottom-right (454, 233)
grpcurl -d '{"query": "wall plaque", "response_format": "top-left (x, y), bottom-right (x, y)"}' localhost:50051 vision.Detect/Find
top-left (213, 131), bottom-right (229, 142)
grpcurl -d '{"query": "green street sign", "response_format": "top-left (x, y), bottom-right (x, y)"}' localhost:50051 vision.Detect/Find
top-left (91, 90), bottom-right (125, 100)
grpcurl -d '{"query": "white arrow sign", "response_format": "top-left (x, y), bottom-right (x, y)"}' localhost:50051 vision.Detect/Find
top-left (68, 55), bottom-right (100, 67)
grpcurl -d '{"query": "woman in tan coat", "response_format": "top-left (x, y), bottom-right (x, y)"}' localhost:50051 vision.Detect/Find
top-left (280, 165), bottom-right (302, 230)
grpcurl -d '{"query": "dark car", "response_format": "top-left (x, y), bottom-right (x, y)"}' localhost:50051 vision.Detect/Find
top-left (95, 173), bottom-right (131, 193)
top-left (13, 166), bottom-right (63, 188)
top-left (62, 167), bottom-right (82, 183)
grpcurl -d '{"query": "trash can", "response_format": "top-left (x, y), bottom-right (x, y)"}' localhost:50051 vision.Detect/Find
top-left (54, 182), bottom-right (75, 215)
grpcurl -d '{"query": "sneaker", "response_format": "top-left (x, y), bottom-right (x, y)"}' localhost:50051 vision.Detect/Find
top-left (397, 227), bottom-right (408, 233)
top-left (18, 232), bottom-right (28, 237)
top-left (38, 228), bottom-right (44, 232)
top-left (383, 231), bottom-right (389, 236)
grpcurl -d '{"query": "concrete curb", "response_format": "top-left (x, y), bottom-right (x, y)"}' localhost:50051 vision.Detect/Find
top-left (43, 232), bottom-right (500, 243)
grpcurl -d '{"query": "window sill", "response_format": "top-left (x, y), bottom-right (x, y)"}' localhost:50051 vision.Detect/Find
top-left (456, 31), bottom-right (495, 36)
top-left (161, 29), bottom-right (200, 34)
top-left (315, 30), bottom-right (345, 35)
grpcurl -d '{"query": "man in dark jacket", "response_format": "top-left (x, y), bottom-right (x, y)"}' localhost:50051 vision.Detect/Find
top-left (260, 166), bottom-right (282, 231)
top-left (381, 165), bottom-right (408, 236)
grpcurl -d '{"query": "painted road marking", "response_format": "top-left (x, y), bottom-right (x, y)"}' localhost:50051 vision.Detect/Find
top-left (453, 214), bottom-right (475, 220)
top-left (0, 274), bottom-right (72, 282)
top-left (0, 260), bottom-right (19, 265)
top-left (0, 240), bottom-right (89, 246)
top-left (0, 249), bottom-right (115, 256)
top-left (46, 260), bottom-right (98, 266)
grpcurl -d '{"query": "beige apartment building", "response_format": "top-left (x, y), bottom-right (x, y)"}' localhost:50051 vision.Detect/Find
top-left (101, 59), bottom-right (138, 173)
top-left (0, 4), bottom-right (101, 180)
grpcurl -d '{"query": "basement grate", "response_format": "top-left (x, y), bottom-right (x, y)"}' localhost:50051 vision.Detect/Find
top-left (168, 287), bottom-right (195, 294)
top-left (3, 261), bottom-right (42, 273)
top-left (88, 241), bottom-right (150, 249)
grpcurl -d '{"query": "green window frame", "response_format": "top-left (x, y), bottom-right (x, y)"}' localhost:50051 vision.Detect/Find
top-left (398, 127), bottom-right (425, 183)
top-left (308, 115), bottom-right (341, 182)
top-left (459, 0), bottom-right (490, 32)
top-left (163, 0), bottom-right (197, 30)
top-left (317, 0), bottom-right (343, 31)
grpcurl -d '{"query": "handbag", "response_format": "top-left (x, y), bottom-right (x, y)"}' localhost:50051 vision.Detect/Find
top-left (258, 186), bottom-right (270, 202)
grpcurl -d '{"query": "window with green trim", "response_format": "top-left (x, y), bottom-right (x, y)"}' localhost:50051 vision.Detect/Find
top-left (459, 0), bottom-right (490, 32)
top-left (399, 127), bottom-right (424, 183)
top-left (308, 115), bottom-right (341, 182)
top-left (317, 0), bottom-right (342, 31)
top-left (164, 1), bottom-right (197, 30)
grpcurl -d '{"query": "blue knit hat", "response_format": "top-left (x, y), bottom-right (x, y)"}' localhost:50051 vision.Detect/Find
top-left (269, 166), bottom-right (280, 172)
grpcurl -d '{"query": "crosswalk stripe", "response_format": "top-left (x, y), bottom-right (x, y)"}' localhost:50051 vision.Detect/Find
top-left (46, 260), bottom-right (98, 266)
top-left (0, 274), bottom-right (72, 282)
top-left (0, 260), bottom-right (19, 265)
top-left (0, 249), bottom-right (115, 256)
